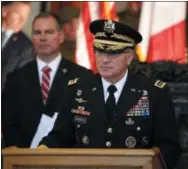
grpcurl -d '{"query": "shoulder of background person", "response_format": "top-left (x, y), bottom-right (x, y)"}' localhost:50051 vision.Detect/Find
top-left (62, 58), bottom-right (93, 75)
top-left (13, 31), bottom-right (32, 46)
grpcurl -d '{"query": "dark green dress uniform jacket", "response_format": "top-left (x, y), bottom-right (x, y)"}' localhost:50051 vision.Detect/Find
top-left (41, 71), bottom-right (180, 169)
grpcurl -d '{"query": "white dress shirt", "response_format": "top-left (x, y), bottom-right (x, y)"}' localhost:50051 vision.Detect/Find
top-left (1, 28), bottom-right (14, 48)
top-left (102, 70), bottom-right (128, 103)
top-left (37, 53), bottom-right (62, 88)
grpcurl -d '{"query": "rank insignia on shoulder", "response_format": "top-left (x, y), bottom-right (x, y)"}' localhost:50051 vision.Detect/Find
top-left (154, 80), bottom-right (166, 89)
top-left (68, 78), bottom-right (79, 86)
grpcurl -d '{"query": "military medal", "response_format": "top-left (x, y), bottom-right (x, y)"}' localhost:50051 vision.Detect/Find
top-left (125, 136), bottom-right (136, 148)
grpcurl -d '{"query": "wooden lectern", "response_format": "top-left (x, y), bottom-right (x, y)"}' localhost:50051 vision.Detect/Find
top-left (2, 148), bottom-right (166, 169)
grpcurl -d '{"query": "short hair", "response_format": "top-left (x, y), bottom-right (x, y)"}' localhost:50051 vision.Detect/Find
top-left (2, 1), bottom-right (31, 7)
top-left (32, 12), bottom-right (62, 31)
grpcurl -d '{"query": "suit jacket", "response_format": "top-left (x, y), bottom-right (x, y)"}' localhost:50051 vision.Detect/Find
top-left (2, 58), bottom-right (92, 148)
top-left (1, 31), bottom-right (35, 92)
top-left (41, 71), bottom-right (180, 169)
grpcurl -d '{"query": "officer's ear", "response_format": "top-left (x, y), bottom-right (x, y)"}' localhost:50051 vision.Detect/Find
top-left (124, 48), bottom-right (135, 66)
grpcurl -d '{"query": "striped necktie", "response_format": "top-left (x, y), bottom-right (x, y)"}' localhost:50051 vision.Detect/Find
top-left (41, 66), bottom-right (51, 104)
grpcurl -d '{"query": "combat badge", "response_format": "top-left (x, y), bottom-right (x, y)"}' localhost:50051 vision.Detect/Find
top-left (154, 80), bottom-right (166, 89)
top-left (125, 136), bottom-right (137, 148)
top-left (68, 78), bottom-right (79, 86)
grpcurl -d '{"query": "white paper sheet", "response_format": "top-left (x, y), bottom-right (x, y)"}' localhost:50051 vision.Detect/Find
top-left (30, 112), bottom-right (58, 148)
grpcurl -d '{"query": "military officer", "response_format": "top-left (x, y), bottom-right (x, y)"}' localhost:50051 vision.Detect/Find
top-left (40, 19), bottom-right (180, 169)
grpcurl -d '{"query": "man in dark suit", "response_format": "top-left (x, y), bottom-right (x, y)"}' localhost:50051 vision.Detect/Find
top-left (40, 19), bottom-right (180, 169)
top-left (2, 12), bottom-right (92, 148)
top-left (1, 1), bottom-right (35, 91)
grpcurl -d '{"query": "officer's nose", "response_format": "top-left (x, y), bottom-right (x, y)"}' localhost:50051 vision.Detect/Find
top-left (102, 54), bottom-right (111, 62)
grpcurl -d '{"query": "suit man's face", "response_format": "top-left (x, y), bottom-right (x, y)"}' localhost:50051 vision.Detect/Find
top-left (32, 16), bottom-right (64, 59)
top-left (95, 49), bottom-right (134, 83)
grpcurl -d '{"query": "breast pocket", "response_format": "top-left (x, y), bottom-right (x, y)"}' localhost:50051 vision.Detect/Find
top-left (124, 116), bottom-right (153, 134)
top-left (72, 114), bottom-right (90, 145)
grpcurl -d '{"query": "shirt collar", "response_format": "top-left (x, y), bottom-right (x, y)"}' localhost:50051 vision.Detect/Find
top-left (37, 53), bottom-right (62, 72)
top-left (2, 28), bottom-right (14, 37)
top-left (102, 69), bottom-right (128, 95)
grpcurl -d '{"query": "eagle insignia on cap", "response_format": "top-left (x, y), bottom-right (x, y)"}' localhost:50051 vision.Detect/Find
top-left (104, 20), bottom-right (115, 34)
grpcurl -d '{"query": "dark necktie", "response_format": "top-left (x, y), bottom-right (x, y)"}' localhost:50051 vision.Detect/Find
top-left (105, 85), bottom-right (117, 121)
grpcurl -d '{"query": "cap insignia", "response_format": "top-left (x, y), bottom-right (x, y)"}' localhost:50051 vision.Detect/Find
top-left (104, 20), bottom-right (115, 34)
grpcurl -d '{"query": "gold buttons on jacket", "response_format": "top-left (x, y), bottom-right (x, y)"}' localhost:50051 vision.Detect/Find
top-left (107, 128), bottom-right (113, 133)
top-left (106, 141), bottom-right (112, 147)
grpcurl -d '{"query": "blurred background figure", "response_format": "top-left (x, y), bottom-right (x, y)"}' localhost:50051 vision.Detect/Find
top-left (1, 1), bottom-right (35, 92)
top-left (59, 6), bottom-right (80, 61)
top-left (117, 2), bottom-right (142, 31)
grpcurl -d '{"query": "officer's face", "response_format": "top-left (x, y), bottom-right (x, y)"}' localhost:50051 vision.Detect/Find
top-left (95, 48), bottom-right (134, 83)
top-left (32, 16), bottom-right (64, 60)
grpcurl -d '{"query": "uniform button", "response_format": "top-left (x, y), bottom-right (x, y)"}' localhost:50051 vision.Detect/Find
top-left (107, 128), bottom-right (113, 133)
top-left (137, 126), bottom-right (141, 131)
top-left (77, 124), bottom-right (80, 128)
top-left (106, 141), bottom-right (112, 147)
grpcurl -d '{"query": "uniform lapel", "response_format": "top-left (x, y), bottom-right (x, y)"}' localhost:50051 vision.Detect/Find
top-left (2, 33), bottom-right (19, 61)
top-left (111, 72), bottom-right (143, 126)
top-left (89, 74), bottom-right (108, 124)
top-left (45, 59), bottom-right (69, 116)
top-left (26, 61), bottom-right (44, 112)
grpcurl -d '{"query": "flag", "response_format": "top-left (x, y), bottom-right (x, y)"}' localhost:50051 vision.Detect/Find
top-left (137, 2), bottom-right (187, 63)
top-left (75, 2), bottom-right (117, 72)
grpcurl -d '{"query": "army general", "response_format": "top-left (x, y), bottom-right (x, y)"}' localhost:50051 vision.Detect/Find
top-left (40, 19), bottom-right (180, 169)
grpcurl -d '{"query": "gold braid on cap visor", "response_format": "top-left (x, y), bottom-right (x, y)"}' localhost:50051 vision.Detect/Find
top-left (95, 32), bottom-right (135, 44)
top-left (94, 39), bottom-right (134, 51)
